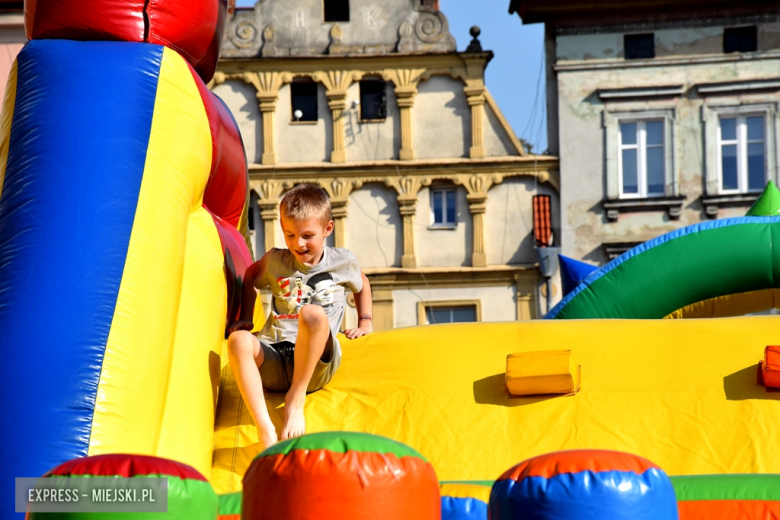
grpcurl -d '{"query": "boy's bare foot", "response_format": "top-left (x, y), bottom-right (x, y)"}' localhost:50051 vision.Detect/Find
top-left (281, 395), bottom-right (306, 440)
top-left (259, 430), bottom-right (278, 450)
top-left (257, 420), bottom-right (278, 450)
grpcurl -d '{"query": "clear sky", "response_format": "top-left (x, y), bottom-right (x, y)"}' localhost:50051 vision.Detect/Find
top-left (234, 0), bottom-right (548, 153)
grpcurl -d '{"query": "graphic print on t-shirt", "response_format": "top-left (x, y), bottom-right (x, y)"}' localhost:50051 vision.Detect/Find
top-left (274, 272), bottom-right (337, 320)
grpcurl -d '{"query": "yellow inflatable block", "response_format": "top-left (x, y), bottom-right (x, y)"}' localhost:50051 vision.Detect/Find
top-left (506, 350), bottom-right (580, 396)
top-left (210, 316), bottom-right (780, 493)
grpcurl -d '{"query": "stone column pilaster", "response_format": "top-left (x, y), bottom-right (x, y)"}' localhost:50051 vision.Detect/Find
top-left (514, 273), bottom-right (536, 320)
top-left (466, 192), bottom-right (488, 267)
top-left (251, 180), bottom-right (287, 253)
top-left (257, 92), bottom-right (278, 165)
top-left (398, 195), bottom-right (418, 268)
top-left (395, 86), bottom-right (417, 161)
top-left (327, 90), bottom-right (348, 163)
top-left (464, 85), bottom-right (486, 159)
top-left (258, 199), bottom-right (279, 252)
top-left (330, 199), bottom-right (348, 248)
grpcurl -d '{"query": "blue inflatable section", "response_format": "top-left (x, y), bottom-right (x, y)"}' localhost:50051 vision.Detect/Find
top-left (0, 40), bottom-right (162, 506)
top-left (558, 255), bottom-right (597, 297)
top-left (442, 496), bottom-right (487, 520)
top-left (489, 469), bottom-right (678, 520)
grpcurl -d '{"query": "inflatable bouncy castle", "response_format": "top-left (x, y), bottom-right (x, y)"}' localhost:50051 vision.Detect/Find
top-left (0, 0), bottom-right (257, 513)
top-left (3, 1), bottom-right (780, 519)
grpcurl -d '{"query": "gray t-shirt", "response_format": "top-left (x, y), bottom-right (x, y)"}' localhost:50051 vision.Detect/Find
top-left (256, 247), bottom-right (362, 356)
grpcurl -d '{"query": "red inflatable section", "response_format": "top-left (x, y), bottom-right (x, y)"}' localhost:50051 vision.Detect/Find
top-left (45, 453), bottom-right (207, 480)
top-left (499, 449), bottom-right (660, 481)
top-left (210, 211), bottom-right (253, 330)
top-left (24, 0), bottom-right (228, 82)
top-left (243, 450), bottom-right (441, 520)
top-left (190, 64), bottom-right (249, 229)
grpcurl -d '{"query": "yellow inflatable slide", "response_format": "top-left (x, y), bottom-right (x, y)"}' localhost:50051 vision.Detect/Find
top-left (210, 316), bottom-right (780, 493)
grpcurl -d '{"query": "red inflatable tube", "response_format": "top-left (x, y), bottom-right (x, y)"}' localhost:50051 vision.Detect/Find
top-left (46, 453), bottom-right (207, 480)
top-left (190, 63), bottom-right (249, 230)
top-left (209, 211), bottom-right (253, 330)
top-left (25, 0), bottom-right (227, 82)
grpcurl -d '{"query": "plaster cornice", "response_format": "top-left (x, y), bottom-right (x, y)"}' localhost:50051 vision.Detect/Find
top-left (364, 264), bottom-right (537, 290)
top-left (247, 155), bottom-right (560, 191)
top-left (555, 51), bottom-right (780, 72)
top-left (216, 51), bottom-right (494, 76)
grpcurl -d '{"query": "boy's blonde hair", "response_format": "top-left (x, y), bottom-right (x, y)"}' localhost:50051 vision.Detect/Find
top-left (280, 183), bottom-right (332, 225)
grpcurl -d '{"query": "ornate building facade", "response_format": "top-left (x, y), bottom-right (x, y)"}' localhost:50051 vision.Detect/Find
top-left (510, 0), bottom-right (780, 266)
top-left (213, 0), bottom-right (560, 329)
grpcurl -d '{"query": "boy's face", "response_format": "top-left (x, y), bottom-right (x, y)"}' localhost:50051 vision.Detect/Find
top-left (280, 212), bottom-right (334, 266)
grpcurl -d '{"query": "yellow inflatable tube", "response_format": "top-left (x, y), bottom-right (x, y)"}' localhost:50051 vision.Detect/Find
top-left (86, 48), bottom-right (226, 478)
top-left (211, 316), bottom-right (780, 492)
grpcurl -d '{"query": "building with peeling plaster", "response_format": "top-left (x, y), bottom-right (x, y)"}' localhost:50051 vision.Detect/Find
top-left (510, 0), bottom-right (780, 266)
top-left (213, 0), bottom-right (561, 328)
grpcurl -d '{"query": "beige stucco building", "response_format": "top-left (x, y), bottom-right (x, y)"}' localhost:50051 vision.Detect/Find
top-left (214, 0), bottom-right (560, 328)
top-left (511, 0), bottom-right (780, 267)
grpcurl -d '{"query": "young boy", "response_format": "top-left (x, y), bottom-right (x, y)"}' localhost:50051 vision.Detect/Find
top-left (226, 183), bottom-right (373, 448)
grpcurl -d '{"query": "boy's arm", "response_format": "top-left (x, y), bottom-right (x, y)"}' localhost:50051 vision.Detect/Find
top-left (345, 271), bottom-right (373, 339)
top-left (227, 252), bottom-right (271, 334)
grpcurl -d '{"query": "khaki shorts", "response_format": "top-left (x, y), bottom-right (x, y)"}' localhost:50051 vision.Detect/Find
top-left (256, 334), bottom-right (341, 393)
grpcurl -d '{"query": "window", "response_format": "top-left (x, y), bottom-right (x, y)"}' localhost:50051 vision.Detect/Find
top-left (323, 0), bottom-right (349, 22)
top-left (430, 188), bottom-right (456, 227)
top-left (718, 115), bottom-right (766, 193)
top-left (418, 300), bottom-right (481, 325)
top-left (624, 34), bottom-right (654, 60)
top-left (618, 120), bottom-right (665, 198)
top-left (724, 26), bottom-right (757, 53)
top-left (290, 82), bottom-right (318, 122)
top-left (425, 306), bottom-right (476, 324)
top-left (604, 108), bottom-right (676, 207)
top-left (359, 80), bottom-right (387, 121)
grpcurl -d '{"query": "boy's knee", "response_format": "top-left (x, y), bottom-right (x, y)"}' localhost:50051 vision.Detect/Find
top-left (228, 330), bottom-right (256, 358)
top-left (299, 304), bottom-right (328, 330)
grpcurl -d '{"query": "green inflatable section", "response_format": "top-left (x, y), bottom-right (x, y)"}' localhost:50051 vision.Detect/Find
top-left (548, 217), bottom-right (780, 319)
top-left (746, 181), bottom-right (780, 217)
top-left (259, 431), bottom-right (427, 460)
top-left (547, 183), bottom-right (780, 320)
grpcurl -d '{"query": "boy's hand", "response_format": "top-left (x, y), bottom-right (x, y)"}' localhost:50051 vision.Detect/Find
top-left (345, 325), bottom-right (372, 340)
top-left (227, 320), bottom-right (254, 335)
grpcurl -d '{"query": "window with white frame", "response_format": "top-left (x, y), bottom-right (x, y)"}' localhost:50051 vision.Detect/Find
top-left (618, 120), bottom-right (665, 198)
top-left (425, 305), bottom-right (477, 324)
top-left (418, 301), bottom-right (480, 325)
top-left (603, 108), bottom-right (677, 203)
top-left (430, 187), bottom-right (456, 227)
top-left (718, 115), bottom-right (766, 193)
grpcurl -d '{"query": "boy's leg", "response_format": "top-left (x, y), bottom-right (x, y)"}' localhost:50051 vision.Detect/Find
top-left (227, 330), bottom-right (278, 448)
top-left (281, 304), bottom-right (330, 440)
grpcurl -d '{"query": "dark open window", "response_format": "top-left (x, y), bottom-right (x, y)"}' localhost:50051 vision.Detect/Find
top-left (359, 80), bottom-right (387, 121)
top-left (624, 34), bottom-right (655, 60)
top-left (324, 0), bottom-right (349, 22)
top-left (291, 82), bottom-right (318, 122)
top-left (0, 1), bottom-right (23, 12)
top-left (724, 26), bottom-right (757, 53)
